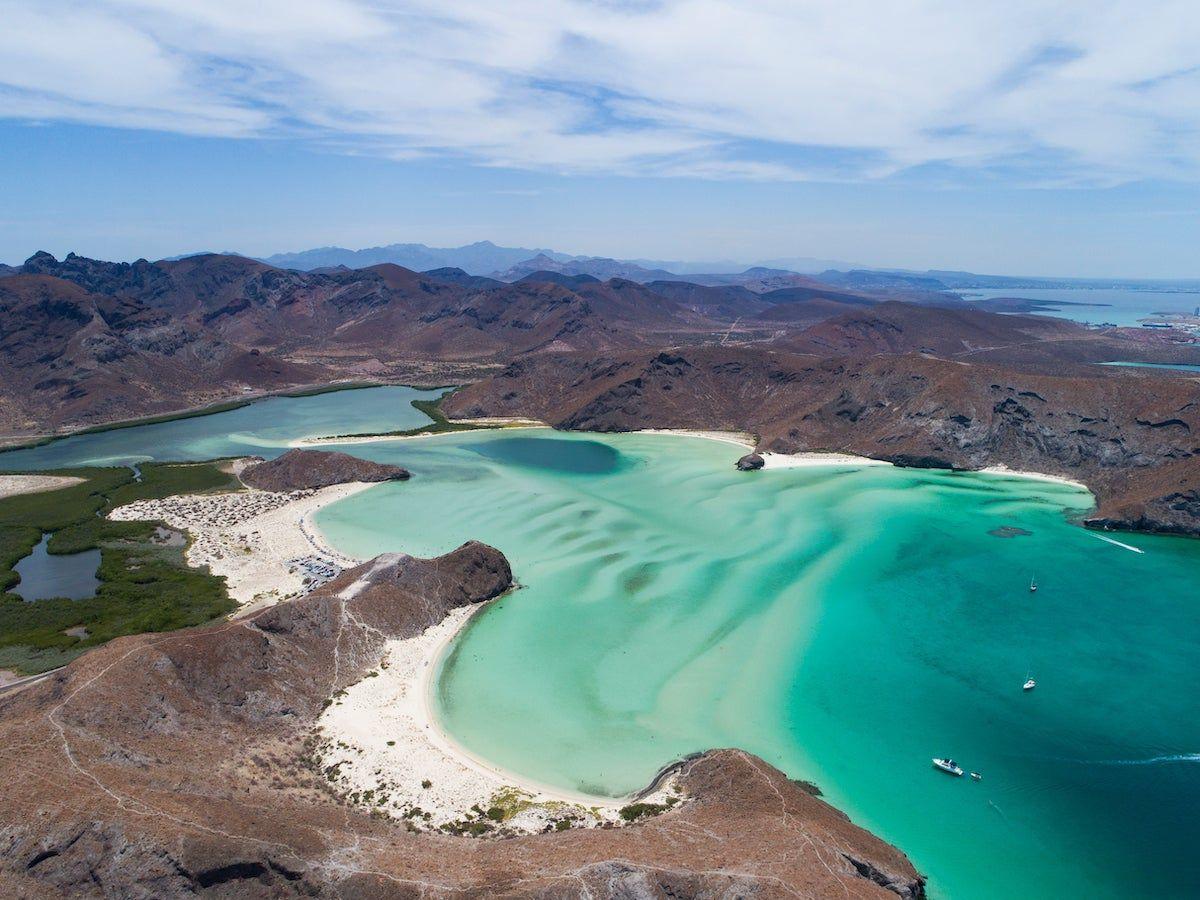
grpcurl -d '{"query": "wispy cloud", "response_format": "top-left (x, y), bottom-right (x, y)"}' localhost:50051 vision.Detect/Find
top-left (2, 0), bottom-right (1198, 185)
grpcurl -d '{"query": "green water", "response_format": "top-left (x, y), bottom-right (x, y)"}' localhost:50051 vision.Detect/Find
top-left (314, 429), bottom-right (1200, 900)
top-left (0, 385), bottom-right (443, 470)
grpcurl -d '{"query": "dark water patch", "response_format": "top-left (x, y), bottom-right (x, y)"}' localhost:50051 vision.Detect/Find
top-left (989, 525), bottom-right (1033, 539)
top-left (13, 534), bottom-right (101, 602)
top-left (468, 438), bottom-right (624, 474)
top-left (622, 563), bottom-right (660, 595)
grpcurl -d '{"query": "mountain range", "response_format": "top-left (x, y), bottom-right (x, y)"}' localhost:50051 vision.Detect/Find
top-left (3, 247), bottom-right (1199, 539)
top-left (245, 241), bottom-right (861, 278)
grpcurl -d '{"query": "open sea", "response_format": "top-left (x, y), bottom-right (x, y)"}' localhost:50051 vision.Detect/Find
top-left (964, 287), bottom-right (1200, 327)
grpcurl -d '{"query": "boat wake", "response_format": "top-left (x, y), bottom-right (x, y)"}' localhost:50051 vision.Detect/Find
top-left (1030, 752), bottom-right (1200, 767)
top-left (1089, 533), bottom-right (1145, 554)
top-left (1089, 754), bottom-right (1200, 766)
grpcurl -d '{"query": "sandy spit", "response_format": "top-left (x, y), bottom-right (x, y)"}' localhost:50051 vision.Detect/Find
top-left (0, 474), bottom-right (86, 500)
top-left (108, 482), bottom-right (373, 608)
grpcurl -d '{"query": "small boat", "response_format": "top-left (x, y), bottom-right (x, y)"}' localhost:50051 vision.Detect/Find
top-left (932, 758), bottom-right (964, 776)
top-left (1029, 577), bottom-right (1038, 593)
top-left (970, 772), bottom-right (982, 781)
top-left (1023, 678), bottom-right (1037, 691)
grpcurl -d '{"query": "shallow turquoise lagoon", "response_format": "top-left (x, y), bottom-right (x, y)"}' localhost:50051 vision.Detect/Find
top-left (0, 385), bottom-right (442, 470)
top-left (315, 429), bottom-right (1200, 900)
top-left (4, 394), bottom-right (1199, 899)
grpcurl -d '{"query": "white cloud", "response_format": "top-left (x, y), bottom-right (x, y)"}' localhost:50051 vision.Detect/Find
top-left (1, 0), bottom-right (1197, 184)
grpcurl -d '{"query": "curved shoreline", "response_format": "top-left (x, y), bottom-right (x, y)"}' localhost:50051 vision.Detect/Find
top-left (102, 428), bottom-right (1097, 829)
top-left (416, 600), bottom-right (634, 809)
top-left (306, 429), bottom-right (1095, 827)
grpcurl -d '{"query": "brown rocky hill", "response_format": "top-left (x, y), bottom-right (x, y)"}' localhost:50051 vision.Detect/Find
top-left (444, 344), bottom-right (1200, 535)
top-left (0, 253), bottom-right (733, 433)
top-left (240, 449), bottom-right (410, 491)
top-left (0, 542), bottom-right (924, 898)
top-left (784, 301), bottom-right (1083, 356)
top-left (0, 272), bottom-right (319, 434)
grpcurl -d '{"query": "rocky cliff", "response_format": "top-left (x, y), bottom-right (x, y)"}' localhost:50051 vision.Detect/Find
top-left (0, 542), bottom-right (924, 898)
top-left (444, 345), bottom-right (1200, 536)
top-left (240, 449), bottom-right (410, 492)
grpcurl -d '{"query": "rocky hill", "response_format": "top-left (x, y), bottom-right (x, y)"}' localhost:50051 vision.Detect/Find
top-left (240, 449), bottom-right (410, 492)
top-left (0, 252), bottom-right (733, 434)
top-left (0, 270), bottom-right (320, 435)
top-left (445, 341), bottom-right (1200, 536)
top-left (0, 542), bottom-right (924, 898)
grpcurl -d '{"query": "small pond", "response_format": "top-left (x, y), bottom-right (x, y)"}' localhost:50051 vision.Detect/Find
top-left (13, 534), bottom-right (101, 602)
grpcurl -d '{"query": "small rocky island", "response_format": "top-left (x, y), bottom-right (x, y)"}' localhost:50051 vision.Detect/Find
top-left (736, 451), bottom-right (765, 471)
top-left (240, 448), bottom-right (410, 492)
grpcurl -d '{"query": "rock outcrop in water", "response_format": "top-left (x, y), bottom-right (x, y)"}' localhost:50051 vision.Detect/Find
top-left (0, 542), bottom-right (924, 898)
top-left (240, 448), bottom-right (410, 491)
top-left (736, 451), bottom-right (765, 470)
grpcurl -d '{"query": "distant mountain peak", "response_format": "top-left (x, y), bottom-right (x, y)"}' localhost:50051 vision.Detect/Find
top-left (258, 241), bottom-right (572, 275)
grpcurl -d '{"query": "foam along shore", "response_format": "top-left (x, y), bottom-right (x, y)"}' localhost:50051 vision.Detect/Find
top-left (0, 474), bottom-right (85, 500)
top-left (314, 597), bottom-right (681, 835)
top-left (108, 480), bottom-right (373, 610)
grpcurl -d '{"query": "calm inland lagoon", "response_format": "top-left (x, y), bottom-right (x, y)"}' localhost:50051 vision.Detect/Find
top-left (0, 385), bottom-right (444, 470)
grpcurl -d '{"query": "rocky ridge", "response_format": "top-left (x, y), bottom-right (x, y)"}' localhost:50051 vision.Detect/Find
top-left (445, 342), bottom-right (1200, 536)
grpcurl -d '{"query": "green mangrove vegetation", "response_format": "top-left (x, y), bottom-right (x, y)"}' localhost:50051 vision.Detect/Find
top-left (0, 462), bottom-right (239, 675)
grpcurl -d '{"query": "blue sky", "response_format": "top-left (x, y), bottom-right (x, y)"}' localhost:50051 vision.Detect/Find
top-left (2, 1), bottom-right (1199, 276)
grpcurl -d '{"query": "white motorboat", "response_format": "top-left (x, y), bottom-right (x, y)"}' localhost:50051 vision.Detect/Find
top-left (1023, 678), bottom-right (1037, 691)
top-left (932, 758), bottom-right (964, 776)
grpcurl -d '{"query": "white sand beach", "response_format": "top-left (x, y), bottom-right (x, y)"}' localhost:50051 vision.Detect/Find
top-left (761, 450), bottom-right (893, 469)
top-left (634, 427), bottom-right (756, 450)
top-left (977, 464), bottom-right (1090, 490)
top-left (314, 599), bottom-right (680, 834)
top-left (108, 481), bottom-right (373, 608)
top-left (0, 474), bottom-right (85, 500)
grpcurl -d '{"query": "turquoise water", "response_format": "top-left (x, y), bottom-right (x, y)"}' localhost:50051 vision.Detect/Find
top-left (0, 386), bottom-right (442, 470)
top-left (1100, 361), bottom-right (1200, 373)
top-left (966, 288), bottom-right (1200, 326)
top-left (314, 430), bottom-right (1200, 900)
top-left (13, 533), bottom-right (100, 601)
top-left (4, 393), bottom-right (1200, 899)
